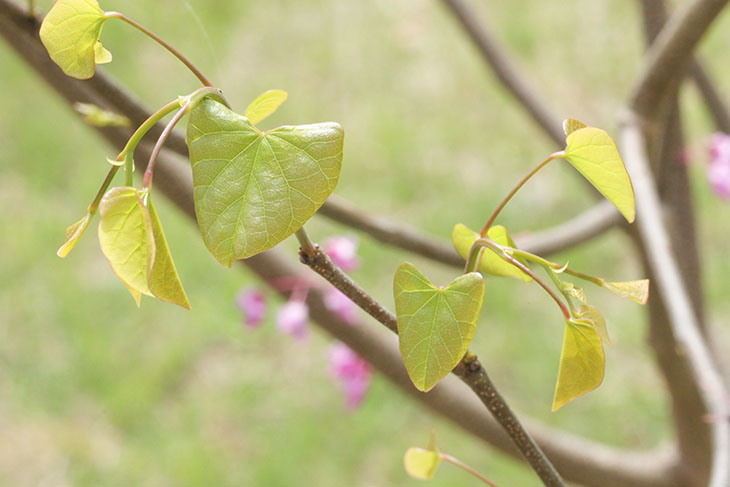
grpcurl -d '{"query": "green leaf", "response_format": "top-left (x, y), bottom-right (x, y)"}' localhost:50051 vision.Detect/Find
top-left (186, 98), bottom-right (343, 266)
top-left (57, 212), bottom-right (92, 258)
top-left (404, 448), bottom-right (441, 480)
top-left (98, 187), bottom-right (155, 306)
top-left (562, 118), bottom-right (586, 136)
top-left (244, 89), bottom-right (289, 125)
top-left (147, 199), bottom-right (191, 310)
top-left (574, 304), bottom-right (610, 346)
top-left (74, 102), bottom-right (130, 128)
top-left (564, 127), bottom-right (635, 223)
top-left (393, 262), bottom-right (485, 392)
top-left (552, 319), bottom-right (605, 411)
top-left (601, 279), bottom-right (650, 304)
top-left (451, 224), bottom-right (532, 282)
top-left (39, 0), bottom-right (111, 79)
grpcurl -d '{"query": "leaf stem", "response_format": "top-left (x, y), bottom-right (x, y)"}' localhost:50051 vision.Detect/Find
top-left (508, 248), bottom-right (604, 286)
top-left (440, 453), bottom-right (499, 487)
top-left (87, 166), bottom-right (120, 214)
top-left (295, 227), bottom-right (317, 256)
top-left (142, 104), bottom-right (190, 191)
top-left (480, 151), bottom-right (564, 237)
top-left (470, 238), bottom-right (571, 319)
top-left (105, 12), bottom-right (214, 87)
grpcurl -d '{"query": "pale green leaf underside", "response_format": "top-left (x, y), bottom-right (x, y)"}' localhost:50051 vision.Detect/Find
top-left (564, 127), bottom-right (635, 223)
top-left (39, 0), bottom-right (109, 79)
top-left (98, 187), bottom-right (155, 305)
top-left (57, 212), bottom-right (92, 258)
top-left (186, 98), bottom-right (344, 266)
top-left (394, 262), bottom-right (485, 392)
top-left (404, 448), bottom-right (441, 480)
top-left (552, 319), bottom-right (605, 411)
top-left (602, 279), bottom-right (650, 304)
top-left (244, 89), bottom-right (289, 125)
top-left (148, 200), bottom-right (191, 310)
top-left (452, 223), bottom-right (532, 282)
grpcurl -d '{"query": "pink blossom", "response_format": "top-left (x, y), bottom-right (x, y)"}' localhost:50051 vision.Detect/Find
top-left (323, 236), bottom-right (360, 272)
top-left (235, 288), bottom-right (267, 328)
top-left (276, 299), bottom-right (309, 340)
top-left (708, 133), bottom-right (730, 201)
top-left (329, 342), bottom-right (373, 409)
top-left (324, 287), bottom-right (358, 325)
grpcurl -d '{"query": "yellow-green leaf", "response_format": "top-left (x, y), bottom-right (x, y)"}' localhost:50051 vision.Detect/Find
top-left (39, 0), bottom-right (111, 79)
top-left (98, 187), bottom-right (155, 305)
top-left (93, 40), bottom-right (112, 64)
top-left (186, 98), bottom-right (343, 267)
top-left (552, 319), bottom-right (605, 411)
top-left (404, 448), bottom-right (441, 480)
top-left (393, 262), bottom-right (485, 392)
top-left (562, 118), bottom-right (586, 136)
top-left (57, 212), bottom-right (92, 258)
top-left (74, 102), bottom-right (130, 128)
top-left (564, 127), bottom-right (635, 223)
top-left (562, 282), bottom-right (587, 304)
top-left (575, 304), bottom-right (611, 346)
top-left (602, 279), bottom-right (650, 304)
top-left (147, 200), bottom-right (191, 310)
top-left (244, 89), bottom-right (289, 125)
top-left (452, 224), bottom-right (532, 282)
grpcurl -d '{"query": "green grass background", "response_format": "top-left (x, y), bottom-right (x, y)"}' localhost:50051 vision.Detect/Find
top-left (1, 0), bottom-right (730, 485)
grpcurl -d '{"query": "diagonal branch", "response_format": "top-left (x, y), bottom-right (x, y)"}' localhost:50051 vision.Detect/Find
top-left (630, 0), bottom-right (730, 120)
top-left (439, 0), bottom-right (564, 146)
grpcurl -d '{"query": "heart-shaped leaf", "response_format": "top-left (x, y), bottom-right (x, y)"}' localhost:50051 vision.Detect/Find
top-left (57, 212), bottom-right (92, 258)
top-left (564, 127), bottom-right (635, 223)
top-left (601, 279), bottom-right (650, 304)
top-left (552, 319), bottom-right (605, 411)
top-left (244, 89), bottom-right (289, 126)
top-left (186, 98), bottom-right (344, 266)
top-left (452, 224), bottom-right (532, 282)
top-left (404, 448), bottom-right (441, 480)
top-left (148, 199), bottom-right (191, 310)
top-left (98, 187), bottom-right (155, 306)
top-left (393, 262), bottom-right (485, 392)
top-left (39, 0), bottom-right (111, 79)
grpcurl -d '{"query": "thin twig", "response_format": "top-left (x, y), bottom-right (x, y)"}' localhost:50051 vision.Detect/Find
top-left (299, 245), bottom-right (565, 487)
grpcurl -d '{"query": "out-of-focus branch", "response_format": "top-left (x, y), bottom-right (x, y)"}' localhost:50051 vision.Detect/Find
top-left (514, 201), bottom-right (623, 257)
top-left (630, 0), bottom-right (729, 120)
top-left (691, 61), bottom-right (730, 134)
top-left (0, 2), bottom-right (686, 485)
top-left (438, 0), bottom-right (564, 146)
top-left (620, 114), bottom-right (730, 487)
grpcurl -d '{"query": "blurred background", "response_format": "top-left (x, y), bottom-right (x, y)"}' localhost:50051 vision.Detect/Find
top-left (1, 0), bottom-right (730, 485)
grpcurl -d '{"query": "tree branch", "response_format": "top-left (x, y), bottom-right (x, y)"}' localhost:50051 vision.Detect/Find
top-left (630, 0), bottom-right (730, 120)
top-left (438, 0), bottom-right (564, 146)
top-left (0, 1), bottom-right (686, 485)
top-left (620, 113), bottom-right (730, 487)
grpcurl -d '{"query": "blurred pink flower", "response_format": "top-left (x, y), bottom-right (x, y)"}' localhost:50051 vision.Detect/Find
top-left (708, 133), bottom-right (730, 201)
top-left (329, 342), bottom-right (373, 409)
top-left (276, 299), bottom-right (309, 340)
top-left (235, 288), bottom-right (267, 328)
top-left (323, 236), bottom-right (360, 272)
top-left (324, 287), bottom-right (358, 325)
